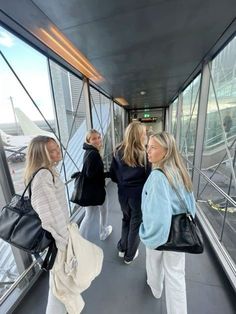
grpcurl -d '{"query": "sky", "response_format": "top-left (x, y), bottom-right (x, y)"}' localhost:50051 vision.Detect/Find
top-left (0, 26), bottom-right (54, 124)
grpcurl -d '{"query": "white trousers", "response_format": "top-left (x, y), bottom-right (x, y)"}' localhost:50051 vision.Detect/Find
top-left (146, 248), bottom-right (187, 314)
top-left (79, 196), bottom-right (108, 240)
top-left (46, 272), bottom-right (67, 314)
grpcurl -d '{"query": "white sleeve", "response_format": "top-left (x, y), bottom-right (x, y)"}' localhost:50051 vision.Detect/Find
top-left (31, 169), bottom-right (69, 251)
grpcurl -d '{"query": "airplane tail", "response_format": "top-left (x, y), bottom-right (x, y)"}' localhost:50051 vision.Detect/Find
top-left (14, 108), bottom-right (55, 138)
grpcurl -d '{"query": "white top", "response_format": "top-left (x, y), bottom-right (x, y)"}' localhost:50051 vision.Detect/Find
top-left (31, 168), bottom-right (69, 251)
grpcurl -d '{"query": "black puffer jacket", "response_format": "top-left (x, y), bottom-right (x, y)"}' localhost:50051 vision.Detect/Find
top-left (110, 148), bottom-right (151, 197)
top-left (82, 142), bottom-right (106, 206)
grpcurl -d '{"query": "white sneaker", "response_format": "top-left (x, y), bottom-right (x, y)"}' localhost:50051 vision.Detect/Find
top-left (100, 225), bottom-right (113, 240)
top-left (124, 249), bottom-right (139, 264)
top-left (118, 251), bottom-right (125, 258)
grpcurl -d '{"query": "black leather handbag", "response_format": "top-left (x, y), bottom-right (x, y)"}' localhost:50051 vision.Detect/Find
top-left (0, 168), bottom-right (57, 270)
top-left (155, 172), bottom-right (204, 254)
top-left (70, 170), bottom-right (85, 205)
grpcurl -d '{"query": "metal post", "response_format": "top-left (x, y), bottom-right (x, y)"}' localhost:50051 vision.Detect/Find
top-left (168, 105), bottom-right (172, 133)
top-left (176, 93), bottom-right (183, 147)
top-left (192, 61), bottom-right (211, 198)
top-left (83, 77), bottom-right (92, 130)
top-left (165, 107), bottom-right (169, 132)
top-left (110, 101), bottom-right (116, 151)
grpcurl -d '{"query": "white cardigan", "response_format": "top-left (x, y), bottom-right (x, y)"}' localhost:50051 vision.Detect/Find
top-left (51, 223), bottom-right (104, 314)
top-left (31, 168), bottom-right (69, 251)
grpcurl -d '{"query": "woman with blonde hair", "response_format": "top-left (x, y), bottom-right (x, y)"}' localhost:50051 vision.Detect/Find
top-left (110, 121), bottom-right (151, 264)
top-left (139, 132), bottom-right (196, 314)
top-left (24, 135), bottom-right (69, 314)
top-left (79, 129), bottom-right (112, 241)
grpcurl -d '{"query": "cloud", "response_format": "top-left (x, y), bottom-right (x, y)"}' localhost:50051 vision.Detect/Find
top-left (0, 30), bottom-right (14, 47)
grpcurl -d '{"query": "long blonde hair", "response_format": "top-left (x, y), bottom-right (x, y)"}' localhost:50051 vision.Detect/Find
top-left (151, 132), bottom-right (193, 191)
top-left (24, 136), bottom-right (57, 184)
top-left (118, 121), bottom-right (146, 167)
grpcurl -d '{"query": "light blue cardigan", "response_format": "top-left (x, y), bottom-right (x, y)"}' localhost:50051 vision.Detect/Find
top-left (139, 169), bottom-right (196, 249)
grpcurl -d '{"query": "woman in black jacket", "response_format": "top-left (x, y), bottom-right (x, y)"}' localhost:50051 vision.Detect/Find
top-left (110, 121), bottom-right (151, 264)
top-left (79, 129), bottom-right (112, 241)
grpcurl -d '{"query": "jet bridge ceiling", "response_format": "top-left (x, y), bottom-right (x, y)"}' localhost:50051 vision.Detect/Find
top-left (0, 0), bottom-right (236, 109)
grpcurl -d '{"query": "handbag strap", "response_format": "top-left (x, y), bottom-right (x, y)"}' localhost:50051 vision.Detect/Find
top-left (23, 167), bottom-right (53, 199)
top-left (34, 241), bottom-right (58, 271)
top-left (155, 168), bottom-right (190, 215)
top-left (171, 184), bottom-right (190, 215)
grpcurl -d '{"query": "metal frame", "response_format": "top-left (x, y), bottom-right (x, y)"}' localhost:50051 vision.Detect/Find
top-left (110, 101), bottom-right (116, 151)
top-left (192, 61), bottom-right (211, 197)
top-left (164, 107), bottom-right (169, 131)
top-left (185, 159), bottom-right (236, 291)
top-left (175, 93), bottom-right (183, 147)
top-left (83, 77), bottom-right (93, 130)
top-left (168, 105), bottom-right (172, 133)
top-left (0, 136), bottom-right (33, 274)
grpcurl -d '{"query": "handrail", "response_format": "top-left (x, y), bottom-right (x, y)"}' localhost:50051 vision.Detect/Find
top-left (184, 157), bottom-right (236, 207)
top-left (0, 260), bottom-right (39, 305)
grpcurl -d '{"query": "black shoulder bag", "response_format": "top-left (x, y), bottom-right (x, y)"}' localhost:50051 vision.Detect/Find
top-left (70, 151), bottom-right (96, 206)
top-left (155, 170), bottom-right (204, 254)
top-left (70, 169), bottom-right (86, 205)
top-left (0, 167), bottom-right (57, 270)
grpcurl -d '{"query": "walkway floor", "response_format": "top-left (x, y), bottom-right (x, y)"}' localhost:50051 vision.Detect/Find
top-left (13, 182), bottom-right (236, 314)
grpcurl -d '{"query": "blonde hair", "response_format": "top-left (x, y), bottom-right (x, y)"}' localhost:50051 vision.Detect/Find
top-left (24, 136), bottom-right (57, 184)
top-left (85, 129), bottom-right (101, 144)
top-left (118, 121), bottom-right (146, 167)
top-left (151, 132), bottom-right (193, 191)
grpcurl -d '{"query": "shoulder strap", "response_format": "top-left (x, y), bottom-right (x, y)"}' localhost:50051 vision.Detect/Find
top-left (34, 241), bottom-right (58, 271)
top-left (24, 168), bottom-right (54, 199)
top-left (154, 168), bottom-right (190, 214)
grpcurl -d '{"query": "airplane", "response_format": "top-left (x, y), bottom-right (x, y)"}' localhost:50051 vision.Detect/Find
top-left (0, 108), bottom-right (56, 162)
top-left (0, 129), bottom-right (34, 148)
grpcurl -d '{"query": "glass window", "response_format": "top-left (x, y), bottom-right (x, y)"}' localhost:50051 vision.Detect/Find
top-left (49, 60), bottom-right (87, 210)
top-left (199, 36), bottom-right (236, 263)
top-left (113, 103), bottom-right (124, 146)
top-left (0, 25), bottom-right (56, 299)
top-left (90, 87), bottom-right (113, 168)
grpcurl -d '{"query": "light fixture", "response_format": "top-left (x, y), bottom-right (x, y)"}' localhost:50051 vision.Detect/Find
top-left (140, 91), bottom-right (146, 95)
top-left (36, 26), bottom-right (103, 82)
top-left (114, 97), bottom-right (129, 106)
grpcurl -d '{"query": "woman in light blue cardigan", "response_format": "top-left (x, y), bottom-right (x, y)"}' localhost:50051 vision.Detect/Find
top-left (139, 132), bottom-right (196, 314)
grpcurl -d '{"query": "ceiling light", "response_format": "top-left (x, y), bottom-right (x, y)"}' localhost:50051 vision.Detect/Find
top-left (114, 98), bottom-right (129, 106)
top-left (140, 91), bottom-right (146, 95)
top-left (36, 27), bottom-right (103, 82)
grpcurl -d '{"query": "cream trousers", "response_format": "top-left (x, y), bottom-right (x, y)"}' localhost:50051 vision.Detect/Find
top-left (146, 248), bottom-right (187, 314)
top-left (79, 196), bottom-right (108, 240)
top-left (46, 272), bottom-right (67, 314)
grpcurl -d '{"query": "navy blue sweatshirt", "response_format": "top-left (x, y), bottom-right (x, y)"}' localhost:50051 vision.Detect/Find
top-left (109, 148), bottom-right (151, 197)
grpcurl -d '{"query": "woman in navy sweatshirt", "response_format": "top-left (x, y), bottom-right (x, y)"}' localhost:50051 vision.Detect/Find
top-left (110, 121), bottom-right (151, 264)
